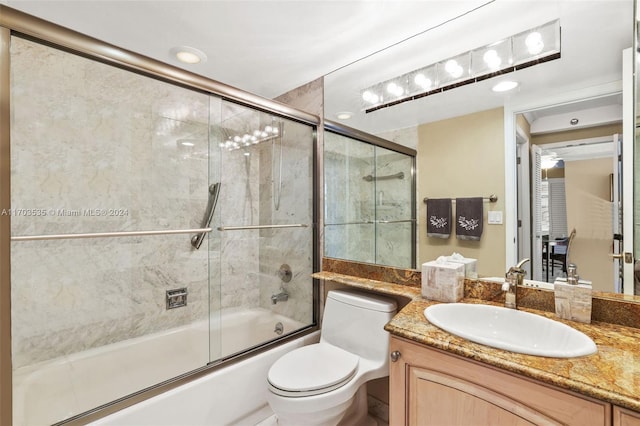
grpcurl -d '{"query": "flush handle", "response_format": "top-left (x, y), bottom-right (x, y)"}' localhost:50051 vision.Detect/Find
top-left (390, 351), bottom-right (401, 362)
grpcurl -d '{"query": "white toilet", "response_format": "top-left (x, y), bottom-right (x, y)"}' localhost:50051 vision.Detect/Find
top-left (266, 289), bottom-right (397, 426)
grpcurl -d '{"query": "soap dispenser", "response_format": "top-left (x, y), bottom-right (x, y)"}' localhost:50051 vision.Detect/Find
top-left (554, 263), bottom-right (592, 323)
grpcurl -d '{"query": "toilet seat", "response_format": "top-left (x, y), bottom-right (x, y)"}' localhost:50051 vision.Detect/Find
top-left (267, 343), bottom-right (359, 397)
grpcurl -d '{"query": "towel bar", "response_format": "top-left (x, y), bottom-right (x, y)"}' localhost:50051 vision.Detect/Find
top-left (423, 194), bottom-right (498, 203)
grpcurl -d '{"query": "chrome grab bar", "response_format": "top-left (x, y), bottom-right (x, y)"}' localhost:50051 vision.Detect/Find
top-left (11, 227), bottom-right (213, 241)
top-left (363, 172), bottom-right (404, 182)
top-left (218, 224), bottom-right (308, 231)
top-left (191, 182), bottom-right (221, 250)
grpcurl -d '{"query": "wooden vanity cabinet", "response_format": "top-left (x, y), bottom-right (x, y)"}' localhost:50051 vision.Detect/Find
top-left (614, 406), bottom-right (640, 426)
top-left (389, 336), bottom-right (612, 426)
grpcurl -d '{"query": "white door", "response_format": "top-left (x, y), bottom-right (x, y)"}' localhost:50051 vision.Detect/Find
top-left (531, 144), bottom-right (543, 281)
top-left (612, 134), bottom-right (623, 293)
top-left (516, 133), bottom-right (531, 279)
top-left (622, 48), bottom-right (635, 295)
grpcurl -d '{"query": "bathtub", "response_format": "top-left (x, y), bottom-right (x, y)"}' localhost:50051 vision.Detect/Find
top-left (13, 308), bottom-right (317, 426)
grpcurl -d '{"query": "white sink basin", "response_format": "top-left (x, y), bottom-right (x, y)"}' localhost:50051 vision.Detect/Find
top-left (424, 303), bottom-right (597, 358)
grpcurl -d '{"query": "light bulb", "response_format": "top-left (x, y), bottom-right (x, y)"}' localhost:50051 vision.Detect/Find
top-left (414, 73), bottom-right (432, 90)
top-left (483, 49), bottom-right (501, 69)
top-left (265, 125), bottom-right (273, 133)
top-left (386, 82), bottom-right (404, 97)
top-left (445, 60), bottom-right (463, 78)
top-left (233, 136), bottom-right (241, 143)
top-left (525, 31), bottom-right (544, 55)
top-left (253, 130), bottom-right (261, 136)
top-left (362, 90), bottom-right (380, 104)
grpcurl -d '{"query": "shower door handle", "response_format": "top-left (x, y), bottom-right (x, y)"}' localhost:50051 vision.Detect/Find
top-left (191, 182), bottom-right (221, 249)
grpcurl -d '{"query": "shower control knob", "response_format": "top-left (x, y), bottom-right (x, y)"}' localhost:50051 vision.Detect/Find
top-left (390, 351), bottom-right (401, 362)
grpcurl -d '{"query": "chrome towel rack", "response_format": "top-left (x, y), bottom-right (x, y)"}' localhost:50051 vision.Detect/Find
top-left (423, 194), bottom-right (498, 203)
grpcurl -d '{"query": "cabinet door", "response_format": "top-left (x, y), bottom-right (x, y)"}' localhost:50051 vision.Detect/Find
top-left (614, 406), bottom-right (640, 426)
top-left (390, 336), bottom-right (611, 426)
top-left (408, 367), bottom-right (546, 425)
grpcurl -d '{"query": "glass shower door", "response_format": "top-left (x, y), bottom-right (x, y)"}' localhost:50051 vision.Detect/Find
top-left (10, 36), bottom-right (213, 425)
top-left (208, 100), bottom-right (316, 361)
top-left (324, 131), bottom-right (376, 264)
top-left (374, 147), bottom-right (415, 268)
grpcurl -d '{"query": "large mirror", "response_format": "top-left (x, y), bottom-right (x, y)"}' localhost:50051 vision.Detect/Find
top-left (323, 0), bottom-right (637, 295)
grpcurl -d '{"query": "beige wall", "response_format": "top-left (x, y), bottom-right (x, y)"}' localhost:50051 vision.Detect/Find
top-left (417, 108), bottom-right (506, 276)
top-left (565, 158), bottom-right (615, 292)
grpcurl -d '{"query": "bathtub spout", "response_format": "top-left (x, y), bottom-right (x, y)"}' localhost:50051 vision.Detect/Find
top-left (271, 289), bottom-right (289, 304)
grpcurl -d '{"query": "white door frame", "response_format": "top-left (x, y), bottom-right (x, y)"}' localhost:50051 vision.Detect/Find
top-left (503, 81), bottom-right (623, 273)
top-left (621, 47), bottom-right (634, 295)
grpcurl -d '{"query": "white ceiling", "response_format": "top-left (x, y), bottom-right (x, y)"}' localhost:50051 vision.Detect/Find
top-left (4, 0), bottom-right (634, 135)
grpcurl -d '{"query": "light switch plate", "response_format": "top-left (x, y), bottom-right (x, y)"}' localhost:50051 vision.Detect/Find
top-left (488, 210), bottom-right (503, 225)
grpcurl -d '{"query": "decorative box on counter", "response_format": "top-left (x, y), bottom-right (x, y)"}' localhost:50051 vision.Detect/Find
top-left (422, 258), bottom-right (465, 302)
top-left (446, 252), bottom-right (478, 279)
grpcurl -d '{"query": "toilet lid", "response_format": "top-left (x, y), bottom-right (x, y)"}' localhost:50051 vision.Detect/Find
top-left (268, 343), bottom-right (359, 396)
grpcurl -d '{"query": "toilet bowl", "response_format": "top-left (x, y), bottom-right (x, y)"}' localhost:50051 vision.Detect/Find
top-left (266, 289), bottom-right (397, 426)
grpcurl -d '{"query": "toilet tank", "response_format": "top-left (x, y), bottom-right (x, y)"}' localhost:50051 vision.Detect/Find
top-left (321, 289), bottom-right (397, 363)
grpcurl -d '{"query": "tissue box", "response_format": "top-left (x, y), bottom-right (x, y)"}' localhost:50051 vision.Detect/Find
top-left (446, 254), bottom-right (478, 279)
top-left (422, 261), bottom-right (465, 302)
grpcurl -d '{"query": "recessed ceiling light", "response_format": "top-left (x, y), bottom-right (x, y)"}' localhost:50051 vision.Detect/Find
top-left (336, 112), bottom-right (353, 120)
top-left (492, 81), bottom-right (519, 92)
top-left (171, 46), bottom-right (207, 64)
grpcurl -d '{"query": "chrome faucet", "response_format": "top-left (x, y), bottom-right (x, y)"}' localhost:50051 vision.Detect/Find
top-left (502, 258), bottom-right (530, 309)
top-left (271, 288), bottom-right (289, 305)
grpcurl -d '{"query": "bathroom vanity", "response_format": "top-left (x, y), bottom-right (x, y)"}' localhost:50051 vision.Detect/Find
top-left (389, 336), bottom-right (640, 425)
top-left (389, 336), bottom-right (613, 425)
top-left (313, 265), bottom-right (640, 426)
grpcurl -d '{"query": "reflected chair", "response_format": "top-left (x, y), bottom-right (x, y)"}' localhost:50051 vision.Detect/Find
top-left (550, 237), bottom-right (569, 274)
top-left (549, 228), bottom-right (576, 275)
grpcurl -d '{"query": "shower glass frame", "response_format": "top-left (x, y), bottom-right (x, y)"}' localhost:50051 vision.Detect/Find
top-left (0, 5), bottom-right (320, 425)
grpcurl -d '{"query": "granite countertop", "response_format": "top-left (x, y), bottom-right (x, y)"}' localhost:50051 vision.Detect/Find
top-left (313, 271), bottom-right (640, 413)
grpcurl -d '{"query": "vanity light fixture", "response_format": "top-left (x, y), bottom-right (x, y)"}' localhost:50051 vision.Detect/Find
top-left (171, 46), bottom-right (207, 64)
top-left (361, 19), bottom-right (560, 112)
top-left (220, 123), bottom-right (281, 152)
